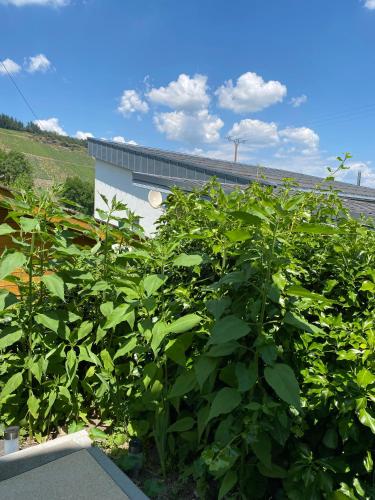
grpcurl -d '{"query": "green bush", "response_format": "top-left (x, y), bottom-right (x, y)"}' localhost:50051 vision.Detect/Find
top-left (60, 176), bottom-right (94, 215)
top-left (0, 172), bottom-right (374, 499)
top-left (0, 150), bottom-right (33, 189)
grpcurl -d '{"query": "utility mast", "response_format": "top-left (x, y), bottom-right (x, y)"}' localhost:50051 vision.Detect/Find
top-left (357, 169), bottom-right (362, 186)
top-left (227, 136), bottom-right (247, 163)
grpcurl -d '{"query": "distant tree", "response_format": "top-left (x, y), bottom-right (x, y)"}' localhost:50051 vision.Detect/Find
top-left (60, 176), bottom-right (94, 215)
top-left (0, 150), bottom-right (33, 189)
top-left (25, 121), bottom-right (41, 134)
top-left (0, 114), bottom-right (25, 132)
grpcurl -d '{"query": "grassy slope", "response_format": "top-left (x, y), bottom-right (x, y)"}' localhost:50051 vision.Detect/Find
top-left (0, 128), bottom-right (94, 186)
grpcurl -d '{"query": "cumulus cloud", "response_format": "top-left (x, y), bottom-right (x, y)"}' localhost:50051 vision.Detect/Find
top-left (112, 136), bottom-right (138, 145)
top-left (147, 74), bottom-right (210, 111)
top-left (215, 71), bottom-right (287, 113)
top-left (279, 126), bottom-right (319, 151)
top-left (0, 58), bottom-right (21, 75)
top-left (27, 54), bottom-right (51, 73)
top-left (154, 109), bottom-right (223, 144)
top-left (337, 161), bottom-right (375, 187)
top-left (228, 119), bottom-right (280, 147)
top-left (364, 0), bottom-right (375, 9)
top-left (0, 0), bottom-right (69, 6)
top-left (118, 90), bottom-right (149, 116)
top-left (290, 94), bottom-right (307, 108)
top-left (34, 117), bottom-right (67, 136)
top-left (75, 131), bottom-right (93, 140)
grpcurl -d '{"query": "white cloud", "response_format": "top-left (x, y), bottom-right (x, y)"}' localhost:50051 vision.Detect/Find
top-left (337, 161), bottom-right (375, 187)
top-left (112, 136), bottom-right (138, 145)
top-left (215, 71), bottom-right (287, 113)
top-left (118, 90), bottom-right (149, 116)
top-left (75, 131), bottom-right (93, 140)
top-left (279, 126), bottom-right (319, 151)
top-left (228, 119), bottom-right (280, 147)
top-left (0, 58), bottom-right (21, 75)
top-left (147, 73), bottom-right (210, 111)
top-left (34, 117), bottom-right (67, 136)
top-left (27, 54), bottom-right (51, 73)
top-left (0, 0), bottom-right (68, 6)
top-left (290, 94), bottom-right (307, 108)
top-left (154, 109), bottom-right (224, 144)
top-left (364, 0), bottom-right (375, 9)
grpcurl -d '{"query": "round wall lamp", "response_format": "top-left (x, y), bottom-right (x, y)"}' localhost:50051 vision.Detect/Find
top-left (148, 190), bottom-right (163, 208)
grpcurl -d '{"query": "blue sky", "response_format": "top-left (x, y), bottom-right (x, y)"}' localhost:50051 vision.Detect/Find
top-left (1, 0), bottom-right (375, 186)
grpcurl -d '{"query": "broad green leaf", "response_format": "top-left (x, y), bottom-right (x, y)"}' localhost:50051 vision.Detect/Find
top-left (42, 273), bottom-right (65, 301)
top-left (89, 428), bottom-right (107, 440)
top-left (27, 393), bottom-right (40, 419)
top-left (209, 315), bottom-right (250, 344)
top-left (360, 280), bottom-right (375, 292)
top-left (286, 285), bottom-right (333, 304)
top-left (77, 321), bottom-right (93, 341)
top-left (100, 349), bottom-right (114, 372)
top-left (167, 417), bottom-right (195, 433)
top-left (0, 252), bottom-right (26, 280)
top-left (205, 297), bottom-right (231, 320)
top-left (143, 274), bottom-right (164, 296)
top-left (113, 336), bottom-right (137, 360)
top-left (235, 362), bottom-right (257, 392)
top-left (103, 304), bottom-right (134, 330)
top-left (264, 363), bottom-right (301, 410)
top-left (168, 314), bottom-right (201, 334)
top-left (251, 432), bottom-right (271, 467)
top-left (173, 253), bottom-right (203, 267)
top-left (165, 339), bottom-right (186, 367)
top-left (168, 370), bottom-right (196, 399)
top-left (225, 229), bottom-right (251, 242)
top-left (284, 311), bottom-right (323, 334)
top-left (20, 217), bottom-right (40, 233)
top-left (206, 341), bottom-right (240, 357)
top-left (151, 321), bottom-right (168, 354)
top-left (208, 388), bottom-right (241, 422)
top-left (364, 451), bottom-right (373, 473)
top-left (0, 371), bottom-right (23, 400)
top-left (230, 210), bottom-right (263, 225)
top-left (258, 463), bottom-right (287, 479)
top-left (44, 390), bottom-right (57, 418)
top-left (358, 408), bottom-right (375, 434)
top-left (0, 329), bottom-right (23, 350)
top-left (0, 223), bottom-right (15, 235)
top-left (356, 368), bottom-right (375, 388)
top-left (35, 312), bottom-right (69, 338)
top-left (0, 290), bottom-right (18, 310)
top-left (100, 302), bottom-right (113, 318)
top-left (218, 470), bottom-right (237, 500)
top-left (292, 223), bottom-right (338, 234)
top-left (194, 356), bottom-right (217, 389)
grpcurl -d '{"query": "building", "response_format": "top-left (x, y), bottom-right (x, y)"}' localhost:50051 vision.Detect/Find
top-left (88, 138), bottom-right (375, 234)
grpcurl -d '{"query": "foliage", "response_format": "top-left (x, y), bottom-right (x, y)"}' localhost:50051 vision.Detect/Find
top-left (0, 167), bottom-right (374, 498)
top-left (0, 150), bottom-right (33, 189)
top-left (60, 176), bottom-right (94, 215)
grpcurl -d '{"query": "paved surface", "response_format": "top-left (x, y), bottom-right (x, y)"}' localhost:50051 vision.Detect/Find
top-left (0, 431), bottom-right (148, 500)
top-left (0, 449), bottom-right (129, 500)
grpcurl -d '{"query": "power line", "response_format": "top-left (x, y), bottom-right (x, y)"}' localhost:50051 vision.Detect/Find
top-left (0, 60), bottom-right (39, 122)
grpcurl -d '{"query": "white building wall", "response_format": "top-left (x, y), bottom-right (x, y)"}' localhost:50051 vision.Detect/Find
top-left (95, 159), bottom-right (166, 235)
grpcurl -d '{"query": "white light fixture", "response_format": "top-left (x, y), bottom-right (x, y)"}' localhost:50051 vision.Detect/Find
top-left (148, 190), bottom-right (162, 209)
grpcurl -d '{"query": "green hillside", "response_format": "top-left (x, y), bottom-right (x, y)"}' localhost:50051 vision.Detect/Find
top-left (0, 127), bottom-right (94, 188)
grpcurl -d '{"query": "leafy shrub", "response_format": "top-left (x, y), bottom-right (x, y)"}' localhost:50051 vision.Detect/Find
top-left (60, 176), bottom-right (94, 215)
top-left (0, 150), bottom-right (33, 189)
top-left (0, 173), bottom-right (374, 499)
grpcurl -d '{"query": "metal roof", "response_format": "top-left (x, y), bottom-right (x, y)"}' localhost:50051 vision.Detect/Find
top-left (89, 138), bottom-right (375, 218)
